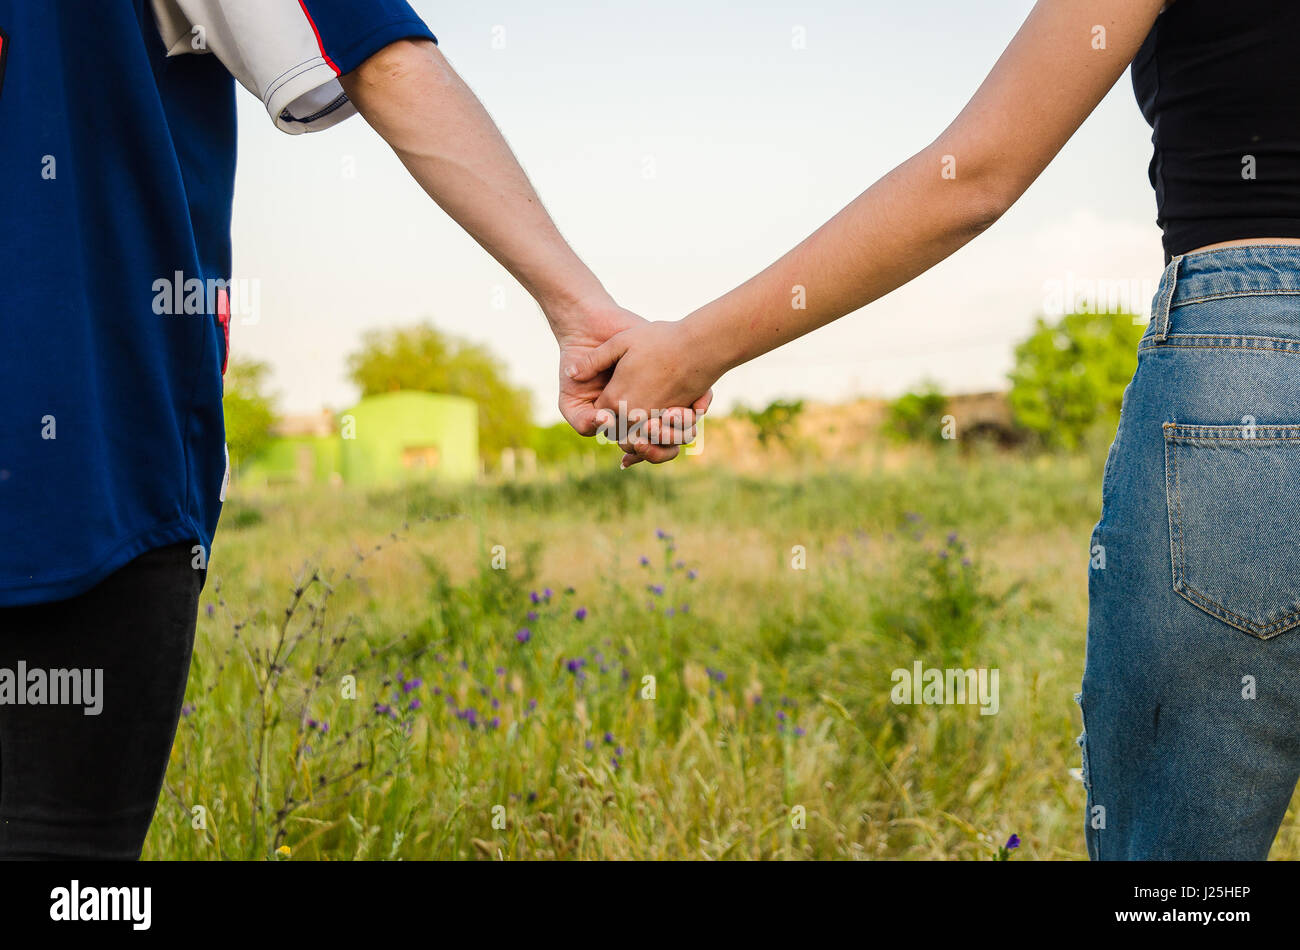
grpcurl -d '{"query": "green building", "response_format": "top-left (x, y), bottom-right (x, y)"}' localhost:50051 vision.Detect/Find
top-left (242, 392), bottom-right (479, 487)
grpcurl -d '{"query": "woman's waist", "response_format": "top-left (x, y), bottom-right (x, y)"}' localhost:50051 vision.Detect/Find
top-left (1145, 242), bottom-right (1300, 344)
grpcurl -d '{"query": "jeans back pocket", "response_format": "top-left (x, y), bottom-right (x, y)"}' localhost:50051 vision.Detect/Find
top-left (1164, 422), bottom-right (1300, 639)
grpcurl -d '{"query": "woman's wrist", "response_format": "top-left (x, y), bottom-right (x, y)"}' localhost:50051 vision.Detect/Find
top-left (679, 305), bottom-right (742, 382)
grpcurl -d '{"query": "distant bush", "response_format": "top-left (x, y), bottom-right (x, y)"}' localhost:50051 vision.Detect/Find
top-left (529, 421), bottom-right (594, 466)
top-left (223, 359), bottom-right (277, 470)
top-left (736, 399), bottom-right (806, 450)
top-left (883, 384), bottom-right (950, 445)
top-left (1008, 310), bottom-right (1143, 451)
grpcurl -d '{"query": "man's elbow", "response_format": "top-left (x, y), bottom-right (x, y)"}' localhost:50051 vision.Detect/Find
top-left (345, 38), bottom-right (444, 92)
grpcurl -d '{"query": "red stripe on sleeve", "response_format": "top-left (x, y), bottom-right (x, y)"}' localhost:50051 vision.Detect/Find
top-left (296, 1), bottom-right (340, 76)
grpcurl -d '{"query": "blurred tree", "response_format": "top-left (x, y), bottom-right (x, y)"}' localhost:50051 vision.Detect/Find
top-left (529, 420), bottom-right (593, 466)
top-left (347, 323), bottom-right (533, 461)
top-left (738, 399), bottom-right (805, 449)
top-left (883, 383), bottom-right (949, 445)
top-left (222, 358), bottom-right (277, 470)
top-left (1008, 310), bottom-right (1143, 450)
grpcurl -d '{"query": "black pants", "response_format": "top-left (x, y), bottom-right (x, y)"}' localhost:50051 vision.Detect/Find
top-left (0, 543), bottom-right (200, 859)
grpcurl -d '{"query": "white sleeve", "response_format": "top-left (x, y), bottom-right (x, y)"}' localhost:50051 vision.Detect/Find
top-left (150, 0), bottom-right (354, 134)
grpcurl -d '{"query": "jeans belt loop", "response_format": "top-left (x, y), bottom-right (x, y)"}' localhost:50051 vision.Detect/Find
top-left (1154, 255), bottom-right (1183, 342)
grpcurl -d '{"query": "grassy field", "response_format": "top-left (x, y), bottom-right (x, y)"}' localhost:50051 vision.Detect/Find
top-left (141, 445), bottom-right (1300, 860)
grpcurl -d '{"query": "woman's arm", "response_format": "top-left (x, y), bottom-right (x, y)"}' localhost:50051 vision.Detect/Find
top-left (579, 0), bottom-right (1167, 462)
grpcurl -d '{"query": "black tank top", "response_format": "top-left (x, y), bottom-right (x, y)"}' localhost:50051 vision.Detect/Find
top-left (1131, 0), bottom-right (1300, 260)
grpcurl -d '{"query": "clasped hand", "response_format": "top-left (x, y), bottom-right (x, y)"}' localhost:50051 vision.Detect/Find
top-left (555, 304), bottom-right (719, 468)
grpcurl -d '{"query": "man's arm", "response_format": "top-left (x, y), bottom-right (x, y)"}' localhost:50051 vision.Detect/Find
top-left (338, 39), bottom-right (706, 447)
top-left (577, 0), bottom-right (1166, 463)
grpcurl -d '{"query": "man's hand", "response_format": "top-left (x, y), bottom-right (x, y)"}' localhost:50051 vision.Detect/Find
top-left (569, 319), bottom-right (722, 467)
top-left (554, 302), bottom-right (712, 460)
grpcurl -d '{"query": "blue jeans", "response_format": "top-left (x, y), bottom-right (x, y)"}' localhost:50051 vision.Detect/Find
top-left (1081, 244), bottom-right (1300, 860)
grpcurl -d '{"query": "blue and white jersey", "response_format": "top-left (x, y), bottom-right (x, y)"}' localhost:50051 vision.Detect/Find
top-left (0, 1), bottom-right (435, 605)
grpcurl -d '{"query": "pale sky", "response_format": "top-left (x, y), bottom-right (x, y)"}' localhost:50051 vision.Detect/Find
top-left (229, 0), bottom-right (1166, 421)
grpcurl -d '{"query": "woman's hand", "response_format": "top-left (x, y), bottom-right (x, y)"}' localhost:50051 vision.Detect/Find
top-left (552, 302), bottom-right (713, 459)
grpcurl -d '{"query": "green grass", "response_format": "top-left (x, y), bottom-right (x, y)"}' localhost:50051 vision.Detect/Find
top-left (142, 448), bottom-right (1300, 860)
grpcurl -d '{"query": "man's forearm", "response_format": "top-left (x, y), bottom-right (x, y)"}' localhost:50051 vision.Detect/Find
top-left (339, 39), bottom-right (609, 334)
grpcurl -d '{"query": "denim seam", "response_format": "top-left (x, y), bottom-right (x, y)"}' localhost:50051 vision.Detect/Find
top-left (1165, 421), bottom-right (1300, 441)
top-left (1140, 337), bottom-right (1300, 354)
top-left (1172, 288), bottom-right (1300, 308)
top-left (1166, 432), bottom-right (1185, 615)
top-left (1163, 428), bottom-right (1300, 639)
top-left (1175, 583), bottom-right (1299, 638)
top-left (1074, 691), bottom-right (1101, 860)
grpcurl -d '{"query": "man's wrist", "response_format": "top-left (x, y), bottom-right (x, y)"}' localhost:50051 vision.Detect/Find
top-left (543, 290), bottom-right (629, 346)
top-left (538, 284), bottom-right (616, 341)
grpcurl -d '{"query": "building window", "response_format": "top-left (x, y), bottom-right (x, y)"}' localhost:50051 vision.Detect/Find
top-left (402, 445), bottom-right (441, 470)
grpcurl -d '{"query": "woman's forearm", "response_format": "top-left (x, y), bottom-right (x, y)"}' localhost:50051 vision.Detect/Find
top-left (680, 0), bottom-right (1167, 379)
top-left (682, 141), bottom-right (1004, 376)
